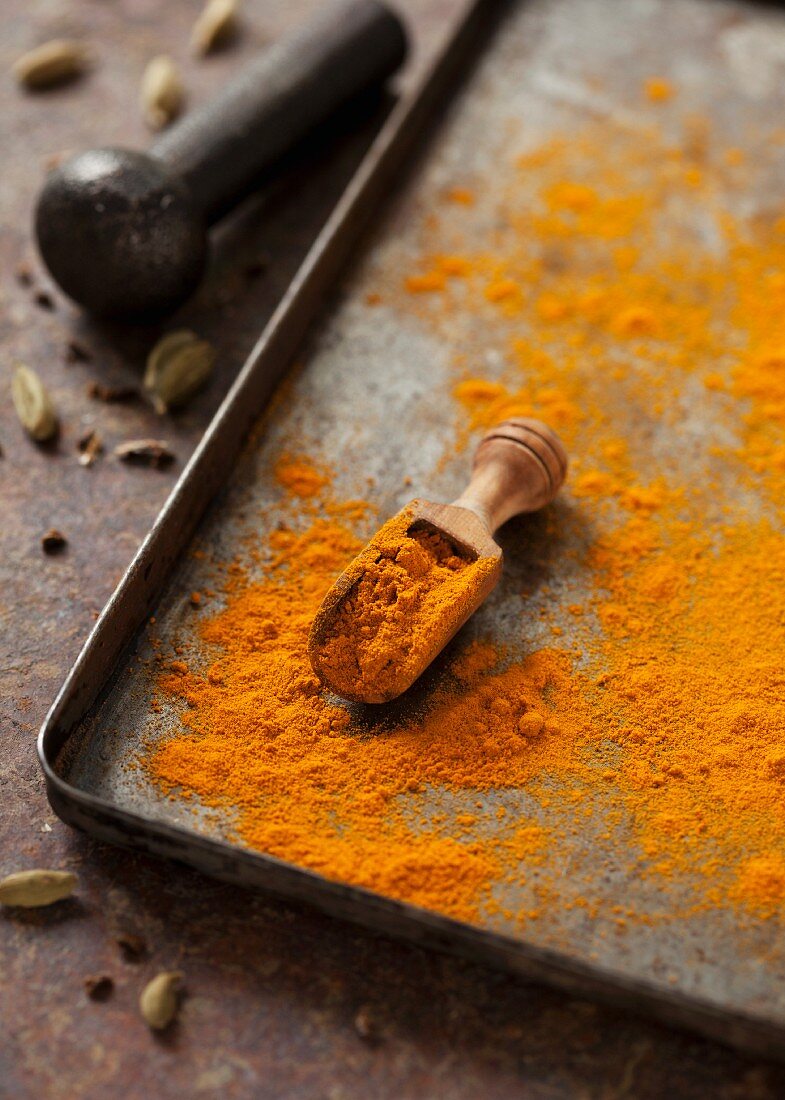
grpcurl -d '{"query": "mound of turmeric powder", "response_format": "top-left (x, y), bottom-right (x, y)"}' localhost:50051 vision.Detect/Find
top-left (312, 509), bottom-right (496, 702)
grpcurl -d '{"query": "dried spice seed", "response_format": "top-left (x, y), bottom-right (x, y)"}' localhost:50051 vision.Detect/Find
top-left (34, 290), bottom-right (55, 311)
top-left (84, 975), bottom-right (114, 1001)
top-left (190, 0), bottom-right (239, 55)
top-left (77, 430), bottom-right (103, 467)
top-left (41, 529), bottom-right (67, 554)
top-left (87, 381), bottom-right (139, 403)
top-left (0, 869), bottom-right (77, 907)
top-left (140, 55), bottom-right (184, 131)
top-left (66, 340), bottom-right (92, 363)
top-left (139, 971), bottom-right (183, 1030)
top-left (12, 365), bottom-right (58, 442)
top-left (354, 1005), bottom-right (380, 1042)
top-left (12, 40), bottom-right (89, 90)
top-left (116, 932), bottom-right (147, 961)
top-left (144, 329), bottom-right (215, 413)
top-left (115, 439), bottom-right (175, 468)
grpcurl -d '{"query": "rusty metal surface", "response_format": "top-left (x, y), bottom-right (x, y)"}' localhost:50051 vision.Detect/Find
top-left (34, 0), bottom-right (785, 1060)
top-left (41, 0), bottom-right (785, 1057)
top-left (4, 0), bottom-right (785, 1096)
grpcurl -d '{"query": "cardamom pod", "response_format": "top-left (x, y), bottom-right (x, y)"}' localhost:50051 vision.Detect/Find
top-left (12, 40), bottom-right (88, 90)
top-left (190, 0), bottom-right (239, 56)
top-left (0, 869), bottom-right (77, 907)
top-left (140, 55), bottom-right (184, 131)
top-left (139, 971), bottom-right (183, 1030)
top-left (12, 365), bottom-right (58, 441)
top-left (144, 329), bottom-right (215, 413)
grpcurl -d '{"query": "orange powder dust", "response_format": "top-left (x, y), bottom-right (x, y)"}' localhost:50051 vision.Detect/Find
top-left (405, 271), bottom-right (447, 293)
top-left (393, 121), bottom-right (785, 919)
top-left (148, 513), bottom-right (566, 921)
top-left (312, 510), bottom-right (497, 703)
top-left (273, 455), bottom-right (328, 498)
top-left (147, 116), bottom-right (785, 928)
top-left (445, 187), bottom-right (475, 205)
top-left (644, 77), bottom-right (674, 103)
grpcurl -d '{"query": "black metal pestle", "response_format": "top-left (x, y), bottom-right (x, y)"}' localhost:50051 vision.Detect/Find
top-left (34, 0), bottom-right (407, 321)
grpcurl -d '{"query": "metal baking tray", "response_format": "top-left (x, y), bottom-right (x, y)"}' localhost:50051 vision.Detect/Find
top-left (39, 0), bottom-right (785, 1060)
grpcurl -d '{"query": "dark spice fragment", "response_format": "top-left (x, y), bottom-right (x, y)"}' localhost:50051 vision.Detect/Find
top-left (41, 529), bottom-right (67, 554)
top-left (77, 429), bottom-right (103, 467)
top-left (65, 340), bottom-right (92, 364)
top-left (84, 974), bottom-right (114, 1001)
top-left (244, 255), bottom-right (270, 280)
top-left (116, 932), bottom-right (146, 962)
top-left (115, 439), bottom-right (174, 469)
top-left (34, 290), bottom-right (55, 311)
top-left (87, 381), bottom-right (139, 403)
top-left (353, 1004), bottom-right (382, 1043)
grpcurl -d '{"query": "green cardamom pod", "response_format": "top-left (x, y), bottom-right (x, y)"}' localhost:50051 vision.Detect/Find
top-left (139, 971), bottom-right (183, 1029)
top-left (144, 330), bottom-right (215, 414)
top-left (12, 40), bottom-right (88, 90)
top-left (190, 0), bottom-right (239, 56)
top-left (12, 365), bottom-right (59, 441)
top-left (0, 869), bottom-right (77, 907)
top-left (140, 55), bottom-right (184, 131)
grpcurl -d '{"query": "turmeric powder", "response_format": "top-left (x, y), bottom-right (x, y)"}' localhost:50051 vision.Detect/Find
top-left (312, 509), bottom-right (496, 702)
top-left (145, 110), bottom-right (785, 928)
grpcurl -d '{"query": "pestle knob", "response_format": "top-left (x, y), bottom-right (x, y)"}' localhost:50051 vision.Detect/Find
top-left (34, 0), bottom-right (407, 321)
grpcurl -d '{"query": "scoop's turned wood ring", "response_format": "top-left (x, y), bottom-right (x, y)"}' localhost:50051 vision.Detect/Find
top-left (454, 417), bottom-right (568, 533)
top-left (483, 418), bottom-right (569, 489)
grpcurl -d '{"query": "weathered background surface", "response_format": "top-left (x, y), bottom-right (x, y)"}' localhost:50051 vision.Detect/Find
top-left (3, 0), bottom-right (785, 1096)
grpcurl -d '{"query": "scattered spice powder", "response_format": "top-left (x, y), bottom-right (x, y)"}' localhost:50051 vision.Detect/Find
top-left (273, 455), bottom-right (328, 498)
top-left (146, 110), bottom-right (785, 925)
top-left (644, 77), bottom-right (674, 103)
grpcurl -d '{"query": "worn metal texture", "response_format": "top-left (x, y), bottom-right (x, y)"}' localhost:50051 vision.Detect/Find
top-left (40, 0), bottom-right (785, 1070)
top-left (43, 0), bottom-right (785, 1054)
top-left (4, 0), bottom-right (785, 1097)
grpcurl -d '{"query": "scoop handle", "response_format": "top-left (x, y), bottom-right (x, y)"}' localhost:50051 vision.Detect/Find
top-left (152, 0), bottom-right (407, 223)
top-left (452, 418), bottom-right (568, 534)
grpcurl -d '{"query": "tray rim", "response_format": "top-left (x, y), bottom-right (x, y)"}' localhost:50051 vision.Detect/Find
top-left (37, 0), bottom-right (785, 1062)
top-left (40, 760), bottom-right (785, 1060)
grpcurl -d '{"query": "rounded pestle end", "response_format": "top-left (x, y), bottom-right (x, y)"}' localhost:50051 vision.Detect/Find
top-left (34, 147), bottom-right (208, 321)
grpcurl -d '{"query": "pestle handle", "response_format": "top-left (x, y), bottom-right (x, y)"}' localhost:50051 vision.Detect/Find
top-left (452, 418), bottom-right (568, 534)
top-left (151, 0), bottom-right (408, 223)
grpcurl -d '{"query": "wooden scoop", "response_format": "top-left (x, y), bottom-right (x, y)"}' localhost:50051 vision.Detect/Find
top-left (308, 417), bottom-right (568, 703)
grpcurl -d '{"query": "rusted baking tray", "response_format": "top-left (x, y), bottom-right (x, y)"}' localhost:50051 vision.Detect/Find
top-left (39, 0), bottom-right (785, 1060)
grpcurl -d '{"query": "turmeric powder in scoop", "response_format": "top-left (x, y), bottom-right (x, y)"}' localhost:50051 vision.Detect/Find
top-left (309, 418), bottom-right (567, 703)
top-left (312, 510), bottom-right (497, 702)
